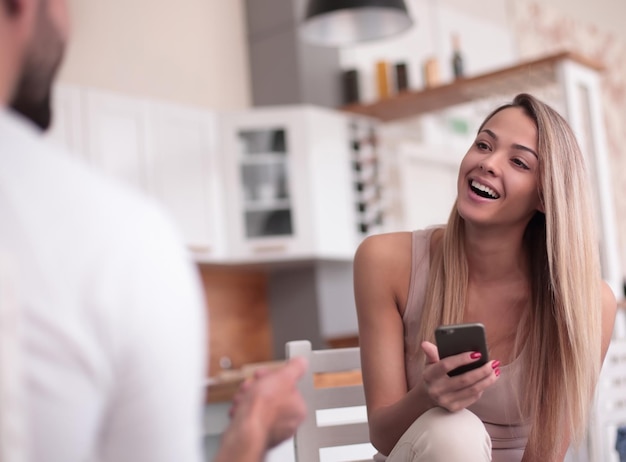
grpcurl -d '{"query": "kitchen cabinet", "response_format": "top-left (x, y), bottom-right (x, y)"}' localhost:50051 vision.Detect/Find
top-left (220, 106), bottom-right (378, 262)
top-left (47, 85), bottom-right (226, 260)
top-left (48, 86), bottom-right (378, 264)
top-left (148, 102), bottom-right (226, 260)
top-left (84, 89), bottom-right (151, 193)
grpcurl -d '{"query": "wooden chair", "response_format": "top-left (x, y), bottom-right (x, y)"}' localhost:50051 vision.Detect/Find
top-left (285, 340), bottom-right (375, 462)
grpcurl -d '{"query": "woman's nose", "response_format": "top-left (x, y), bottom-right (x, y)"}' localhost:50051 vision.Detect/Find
top-left (479, 155), bottom-right (500, 175)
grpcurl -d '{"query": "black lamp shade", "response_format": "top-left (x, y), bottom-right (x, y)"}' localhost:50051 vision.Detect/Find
top-left (301, 0), bottom-right (413, 47)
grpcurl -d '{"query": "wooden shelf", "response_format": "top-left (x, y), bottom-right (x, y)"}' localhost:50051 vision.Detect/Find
top-left (341, 51), bottom-right (603, 122)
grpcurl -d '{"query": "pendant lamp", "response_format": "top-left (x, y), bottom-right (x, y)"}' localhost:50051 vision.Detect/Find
top-left (300, 0), bottom-right (413, 47)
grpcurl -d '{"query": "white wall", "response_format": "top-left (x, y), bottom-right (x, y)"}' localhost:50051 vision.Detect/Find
top-left (515, 0), bottom-right (626, 43)
top-left (58, 0), bottom-right (251, 110)
top-left (56, 0), bottom-right (625, 110)
top-left (441, 0), bottom-right (626, 45)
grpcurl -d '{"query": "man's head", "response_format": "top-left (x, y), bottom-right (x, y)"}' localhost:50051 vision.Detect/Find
top-left (1, 0), bottom-right (69, 130)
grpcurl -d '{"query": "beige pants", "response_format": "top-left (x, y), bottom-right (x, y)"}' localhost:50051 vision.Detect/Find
top-left (385, 407), bottom-right (492, 462)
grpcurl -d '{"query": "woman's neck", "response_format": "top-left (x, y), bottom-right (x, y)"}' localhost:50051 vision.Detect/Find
top-left (462, 223), bottom-right (530, 284)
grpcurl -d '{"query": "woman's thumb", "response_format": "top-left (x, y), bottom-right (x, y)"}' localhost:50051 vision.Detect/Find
top-left (421, 341), bottom-right (440, 364)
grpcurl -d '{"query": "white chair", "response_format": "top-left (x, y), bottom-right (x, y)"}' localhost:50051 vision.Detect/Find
top-left (285, 340), bottom-right (375, 462)
top-left (588, 337), bottom-right (626, 462)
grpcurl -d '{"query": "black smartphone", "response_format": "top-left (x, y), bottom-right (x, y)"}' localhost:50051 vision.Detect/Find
top-left (435, 322), bottom-right (489, 376)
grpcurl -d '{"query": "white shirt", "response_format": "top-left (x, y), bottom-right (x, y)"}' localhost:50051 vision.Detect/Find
top-left (0, 110), bottom-right (207, 462)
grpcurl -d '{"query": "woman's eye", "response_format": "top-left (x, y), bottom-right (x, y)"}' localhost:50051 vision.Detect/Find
top-left (512, 158), bottom-right (530, 170)
top-left (476, 141), bottom-right (490, 151)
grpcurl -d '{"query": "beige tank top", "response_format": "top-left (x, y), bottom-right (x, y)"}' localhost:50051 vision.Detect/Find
top-left (402, 228), bottom-right (530, 461)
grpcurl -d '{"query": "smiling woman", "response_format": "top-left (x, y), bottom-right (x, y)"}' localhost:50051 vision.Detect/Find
top-left (353, 93), bottom-right (618, 462)
top-left (456, 105), bottom-right (544, 229)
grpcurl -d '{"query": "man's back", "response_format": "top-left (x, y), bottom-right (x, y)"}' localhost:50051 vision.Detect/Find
top-left (0, 110), bottom-right (206, 462)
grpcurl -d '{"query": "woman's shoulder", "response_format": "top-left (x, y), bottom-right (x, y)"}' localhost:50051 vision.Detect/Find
top-left (354, 231), bottom-right (412, 264)
top-left (354, 228), bottom-right (442, 276)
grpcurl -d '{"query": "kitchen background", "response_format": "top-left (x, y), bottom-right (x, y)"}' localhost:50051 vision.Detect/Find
top-left (46, 1), bottom-right (626, 459)
top-left (45, 0), bottom-right (626, 454)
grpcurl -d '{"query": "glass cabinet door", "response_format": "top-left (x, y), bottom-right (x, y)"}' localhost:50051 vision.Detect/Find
top-left (237, 128), bottom-right (293, 239)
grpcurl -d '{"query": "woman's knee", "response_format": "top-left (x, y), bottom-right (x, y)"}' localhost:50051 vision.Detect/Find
top-left (387, 407), bottom-right (492, 461)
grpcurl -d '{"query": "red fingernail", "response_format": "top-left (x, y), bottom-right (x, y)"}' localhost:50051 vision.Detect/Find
top-left (470, 352), bottom-right (482, 359)
top-left (495, 368), bottom-right (501, 377)
top-left (492, 360), bottom-right (501, 369)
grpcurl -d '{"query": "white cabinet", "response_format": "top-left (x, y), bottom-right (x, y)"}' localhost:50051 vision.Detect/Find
top-left (84, 90), bottom-right (150, 193)
top-left (148, 102), bottom-right (225, 260)
top-left (47, 84), bottom-right (225, 261)
top-left (48, 86), bottom-right (381, 264)
top-left (220, 106), bottom-right (363, 262)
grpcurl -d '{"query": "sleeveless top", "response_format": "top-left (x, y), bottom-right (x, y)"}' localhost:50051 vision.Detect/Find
top-left (379, 228), bottom-right (530, 462)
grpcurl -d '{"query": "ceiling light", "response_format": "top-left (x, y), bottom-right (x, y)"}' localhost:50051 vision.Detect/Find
top-left (300, 0), bottom-right (414, 47)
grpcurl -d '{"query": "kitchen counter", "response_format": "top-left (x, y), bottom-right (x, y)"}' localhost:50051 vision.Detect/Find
top-left (206, 360), bottom-right (362, 403)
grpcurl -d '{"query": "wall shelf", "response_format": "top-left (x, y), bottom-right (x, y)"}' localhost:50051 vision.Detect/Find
top-left (341, 51), bottom-right (603, 122)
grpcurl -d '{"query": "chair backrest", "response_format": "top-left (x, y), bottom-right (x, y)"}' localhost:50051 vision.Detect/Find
top-left (589, 338), bottom-right (626, 462)
top-left (285, 340), bottom-right (374, 462)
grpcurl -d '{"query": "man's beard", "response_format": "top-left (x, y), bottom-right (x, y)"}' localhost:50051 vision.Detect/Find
top-left (9, 7), bottom-right (65, 131)
top-left (10, 73), bottom-right (54, 131)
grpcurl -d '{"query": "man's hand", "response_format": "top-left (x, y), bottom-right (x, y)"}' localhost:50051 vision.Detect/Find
top-left (227, 357), bottom-right (308, 449)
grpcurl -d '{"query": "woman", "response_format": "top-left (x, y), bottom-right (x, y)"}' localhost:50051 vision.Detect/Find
top-left (353, 93), bottom-right (617, 462)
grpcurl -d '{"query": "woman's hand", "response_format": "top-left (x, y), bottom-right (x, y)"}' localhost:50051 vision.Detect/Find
top-left (420, 341), bottom-right (500, 412)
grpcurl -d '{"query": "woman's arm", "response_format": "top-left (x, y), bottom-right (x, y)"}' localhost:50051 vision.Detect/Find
top-left (354, 232), bottom-right (434, 455)
top-left (354, 233), bottom-right (498, 455)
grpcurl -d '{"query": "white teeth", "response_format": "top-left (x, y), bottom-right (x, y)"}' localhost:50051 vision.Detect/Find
top-left (471, 180), bottom-right (500, 199)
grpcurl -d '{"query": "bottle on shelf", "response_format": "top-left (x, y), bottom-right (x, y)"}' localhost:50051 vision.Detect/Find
top-left (342, 69), bottom-right (360, 105)
top-left (451, 33), bottom-right (464, 79)
top-left (395, 62), bottom-right (409, 93)
top-left (376, 60), bottom-right (391, 99)
top-left (422, 57), bottom-right (440, 88)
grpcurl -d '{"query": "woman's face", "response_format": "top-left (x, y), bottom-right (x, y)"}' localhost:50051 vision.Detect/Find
top-left (456, 107), bottom-right (542, 229)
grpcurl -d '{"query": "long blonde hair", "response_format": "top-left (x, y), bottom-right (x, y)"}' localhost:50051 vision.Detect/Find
top-left (417, 93), bottom-right (602, 459)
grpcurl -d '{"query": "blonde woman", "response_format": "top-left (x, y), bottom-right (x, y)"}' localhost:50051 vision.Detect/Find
top-left (354, 93), bottom-right (617, 462)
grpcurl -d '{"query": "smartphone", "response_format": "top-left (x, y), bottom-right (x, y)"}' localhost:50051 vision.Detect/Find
top-left (435, 322), bottom-right (489, 377)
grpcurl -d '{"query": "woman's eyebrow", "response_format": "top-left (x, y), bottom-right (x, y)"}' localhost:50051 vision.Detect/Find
top-left (512, 143), bottom-right (539, 159)
top-left (479, 129), bottom-right (538, 159)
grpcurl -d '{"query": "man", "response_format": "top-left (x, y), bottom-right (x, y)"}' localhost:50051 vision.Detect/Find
top-left (0, 0), bottom-right (307, 460)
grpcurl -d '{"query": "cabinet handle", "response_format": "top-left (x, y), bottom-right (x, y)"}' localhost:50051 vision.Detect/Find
top-left (188, 245), bottom-right (212, 253)
top-left (251, 243), bottom-right (287, 253)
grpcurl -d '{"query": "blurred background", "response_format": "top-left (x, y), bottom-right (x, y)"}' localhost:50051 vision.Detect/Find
top-left (44, 1), bottom-right (626, 459)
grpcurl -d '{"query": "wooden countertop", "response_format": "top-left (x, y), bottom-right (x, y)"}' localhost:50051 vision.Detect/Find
top-left (206, 361), bottom-right (362, 403)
